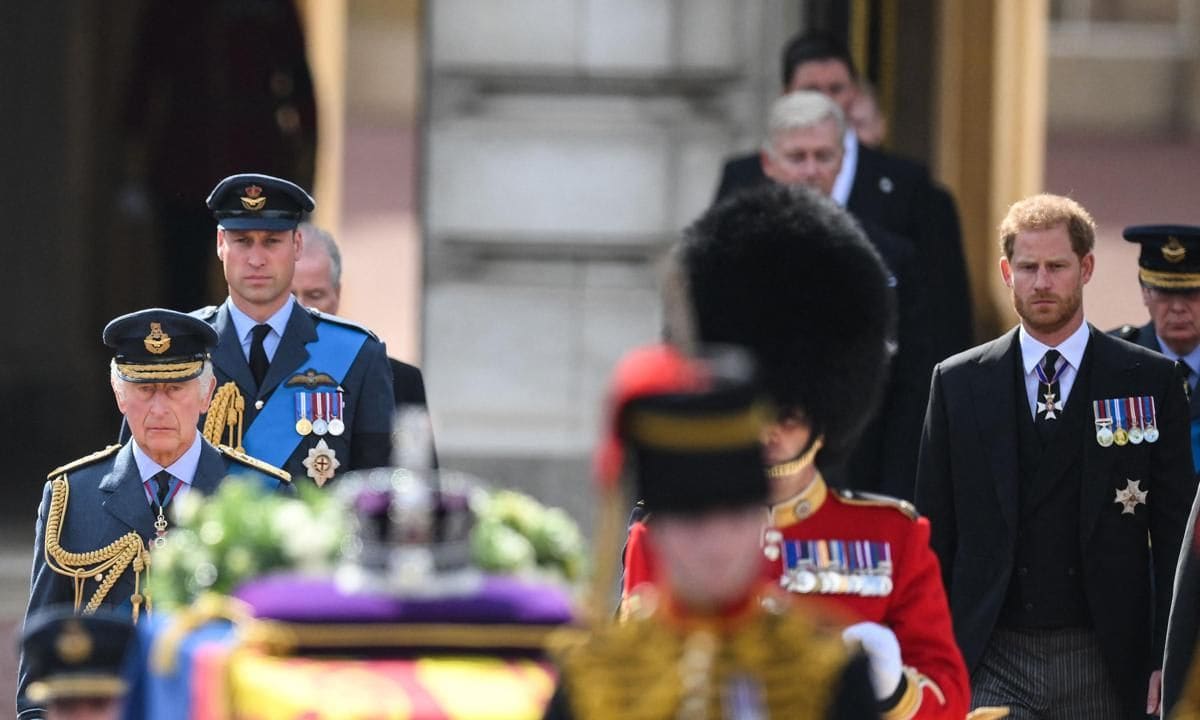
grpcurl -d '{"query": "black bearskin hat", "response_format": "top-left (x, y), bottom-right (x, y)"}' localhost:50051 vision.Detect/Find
top-left (674, 184), bottom-right (895, 458)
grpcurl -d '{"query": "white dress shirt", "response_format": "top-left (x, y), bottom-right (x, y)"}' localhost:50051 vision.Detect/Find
top-left (1018, 320), bottom-right (1091, 419)
top-left (227, 295), bottom-right (295, 363)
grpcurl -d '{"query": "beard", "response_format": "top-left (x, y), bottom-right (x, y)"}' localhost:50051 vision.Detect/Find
top-left (1013, 284), bottom-right (1084, 336)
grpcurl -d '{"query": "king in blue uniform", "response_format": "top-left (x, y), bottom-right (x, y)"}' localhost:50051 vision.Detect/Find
top-left (19, 309), bottom-right (289, 720)
top-left (195, 173), bottom-right (394, 486)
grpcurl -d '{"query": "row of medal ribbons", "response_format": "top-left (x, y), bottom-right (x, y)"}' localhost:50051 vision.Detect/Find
top-left (295, 390), bottom-right (346, 437)
top-left (779, 539), bottom-right (894, 597)
top-left (1092, 396), bottom-right (1159, 448)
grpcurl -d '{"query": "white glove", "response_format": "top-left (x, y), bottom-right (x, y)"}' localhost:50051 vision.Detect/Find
top-left (843, 621), bottom-right (903, 700)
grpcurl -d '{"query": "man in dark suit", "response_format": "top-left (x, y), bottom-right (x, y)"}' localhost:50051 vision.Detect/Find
top-left (915, 195), bottom-right (1197, 718)
top-left (758, 90), bottom-right (933, 499)
top-left (19, 309), bottom-right (289, 720)
top-left (1109, 225), bottom-right (1200, 716)
top-left (292, 223), bottom-right (431, 412)
top-left (195, 174), bottom-right (395, 487)
top-left (715, 31), bottom-right (972, 361)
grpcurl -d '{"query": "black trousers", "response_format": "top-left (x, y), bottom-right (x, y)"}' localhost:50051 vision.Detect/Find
top-left (971, 627), bottom-right (1125, 719)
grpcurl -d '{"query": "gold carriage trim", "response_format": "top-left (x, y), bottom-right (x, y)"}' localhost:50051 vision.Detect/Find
top-left (246, 621), bottom-right (576, 655)
top-left (1139, 268), bottom-right (1200, 289)
top-left (204, 382), bottom-right (246, 452)
top-left (625, 401), bottom-right (772, 451)
top-left (115, 360), bottom-right (204, 381)
top-left (43, 477), bottom-right (151, 622)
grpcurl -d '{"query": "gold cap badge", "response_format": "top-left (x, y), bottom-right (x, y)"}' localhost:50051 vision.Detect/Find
top-left (240, 184), bottom-right (267, 211)
top-left (1163, 236), bottom-right (1187, 264)
top-left (144, 322), bottom-right (171, 354)
top-left (56, 620), bottom-right (93, 665)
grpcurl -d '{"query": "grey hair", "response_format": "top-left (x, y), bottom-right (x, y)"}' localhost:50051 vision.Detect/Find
top-left (110, 360), bottom-right (214, 400)
top-left (298, 222), bottom-right (343, 290)
top-left (763, 90), bottom-right (846, 152)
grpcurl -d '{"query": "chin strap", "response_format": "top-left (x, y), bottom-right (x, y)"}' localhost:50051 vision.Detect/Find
top-left (767, 435), bottom-right (824, 479)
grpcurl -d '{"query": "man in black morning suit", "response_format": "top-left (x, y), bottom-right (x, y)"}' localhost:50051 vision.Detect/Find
top-left (714, 32), bottom-right (972, 362)
top-left (1110, 225), bottom-right (1200, 716)
top-left (196, 173), bottom-right (394, 487)
top-left (757, 89), bottom-right (933, 500)
top-left (915, 195), bottom-right (1196, 718)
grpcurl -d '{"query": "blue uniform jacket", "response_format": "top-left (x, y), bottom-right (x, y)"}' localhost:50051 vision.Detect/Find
top-left (195, 300), bottom-right (394, 484)
top-left (17, 439), bottom-right (284, 720)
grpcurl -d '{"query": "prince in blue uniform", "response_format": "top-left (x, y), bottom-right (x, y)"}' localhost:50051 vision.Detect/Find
top-left (19, 309), bottom-right (289, 720)
top-left (195, 173), bottom-right (394, 486)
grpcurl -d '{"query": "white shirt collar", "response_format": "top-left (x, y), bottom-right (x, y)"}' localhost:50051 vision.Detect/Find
top-left (1019, 319), bottom-right (1091, 375)
top-left (830, 129), bottom-right (858, 207)
top-left (130, 431), bottom-right (203, 485)
top-left (227, 295), bottom-right (295, 345)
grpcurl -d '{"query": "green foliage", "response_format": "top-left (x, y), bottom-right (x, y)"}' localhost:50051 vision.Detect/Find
top-left (470, 490), bottom-right (587, 583)
top-left (146, 480), bottom-right (346, 610)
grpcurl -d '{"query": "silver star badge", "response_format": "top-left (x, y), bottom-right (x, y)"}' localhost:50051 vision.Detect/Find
top-left (1037, 390), bottom-right (1063, 420)
top-left (302, 439), bottom-right (340, 487)
top-left (1113, 479), bottom-right (1148, 515)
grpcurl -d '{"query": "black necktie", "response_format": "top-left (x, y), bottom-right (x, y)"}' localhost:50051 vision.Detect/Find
top-left (1035, 350), bottom-right (1063, 439)
top-left (153, 470), bottom-right (172, 506)
top-left (249, 324), bottom-right (271, 387)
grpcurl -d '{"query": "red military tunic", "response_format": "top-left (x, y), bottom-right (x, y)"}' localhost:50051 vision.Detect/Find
top-left (622, 475), bottom-right (970, 720)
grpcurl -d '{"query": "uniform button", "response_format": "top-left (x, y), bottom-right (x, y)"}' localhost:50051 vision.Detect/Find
top-left (1024, 602), bottom-right (1034, 611)
top-left (1067, 567), bottom-right (1077, 576)
top-left (1018, 567), bottom-right (1028, 576)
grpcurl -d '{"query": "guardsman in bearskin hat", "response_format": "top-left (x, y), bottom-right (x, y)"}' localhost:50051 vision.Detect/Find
top-left (191, 173), bottom-right (395, 487)
top-left (545, 343), bottom-right (879, 720)
top-left (18, 607), bottom-right (138, 720)
top-left (623, 185), bottom-right (969, 719)
top-left (18, 309), bottom-right (289, 720)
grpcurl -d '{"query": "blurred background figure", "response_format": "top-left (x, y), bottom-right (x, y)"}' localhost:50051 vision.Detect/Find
top-left (293, 222), bottom-right (435, 466)
top-left (17, 607), bottom-right (138, 720)
top-left (294, 222), bottom-right (432, 418)
top-left (120, 0), bottom-right (317, 311)
top-left (848, 82), bottom-right (887, 148)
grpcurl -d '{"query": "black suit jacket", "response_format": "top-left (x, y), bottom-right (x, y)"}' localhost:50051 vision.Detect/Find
top-left (915, 326), bottom-right (1196, 718)
top-left (837, 218), bottom-right (935, 499)
top-left (715, 146), bottom-right (973, 359)
top-left (388, 357), bottom-right (438, 468)
top-left (1115, 321), bottom-right (1200, 715)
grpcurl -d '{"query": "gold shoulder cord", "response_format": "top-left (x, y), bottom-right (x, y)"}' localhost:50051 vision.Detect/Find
top-left (204, 381), bottom-right (245, 452)
top-left (43, 476), bottom-right (151, 623)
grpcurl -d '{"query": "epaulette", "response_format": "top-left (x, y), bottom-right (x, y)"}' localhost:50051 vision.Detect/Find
top-left (46, 444), bottom-right (121, 480)
top-left (306, 307), bottom-right (379, 341)
top-left (836, 489), bottom-right (919, 520)
top-left (191, 305), bottom-right (220, 321)
top-left (217, 445), bottom-right (292, 484)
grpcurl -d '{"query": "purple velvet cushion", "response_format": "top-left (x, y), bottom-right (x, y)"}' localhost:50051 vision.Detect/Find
top-left (234, 573), bottom-right (575, 626)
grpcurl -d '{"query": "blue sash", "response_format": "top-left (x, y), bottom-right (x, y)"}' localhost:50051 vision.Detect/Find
top-left (243, 322), bottom-right (367, 468)
top-left (1190, 418), bottom-right (1200, 474)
